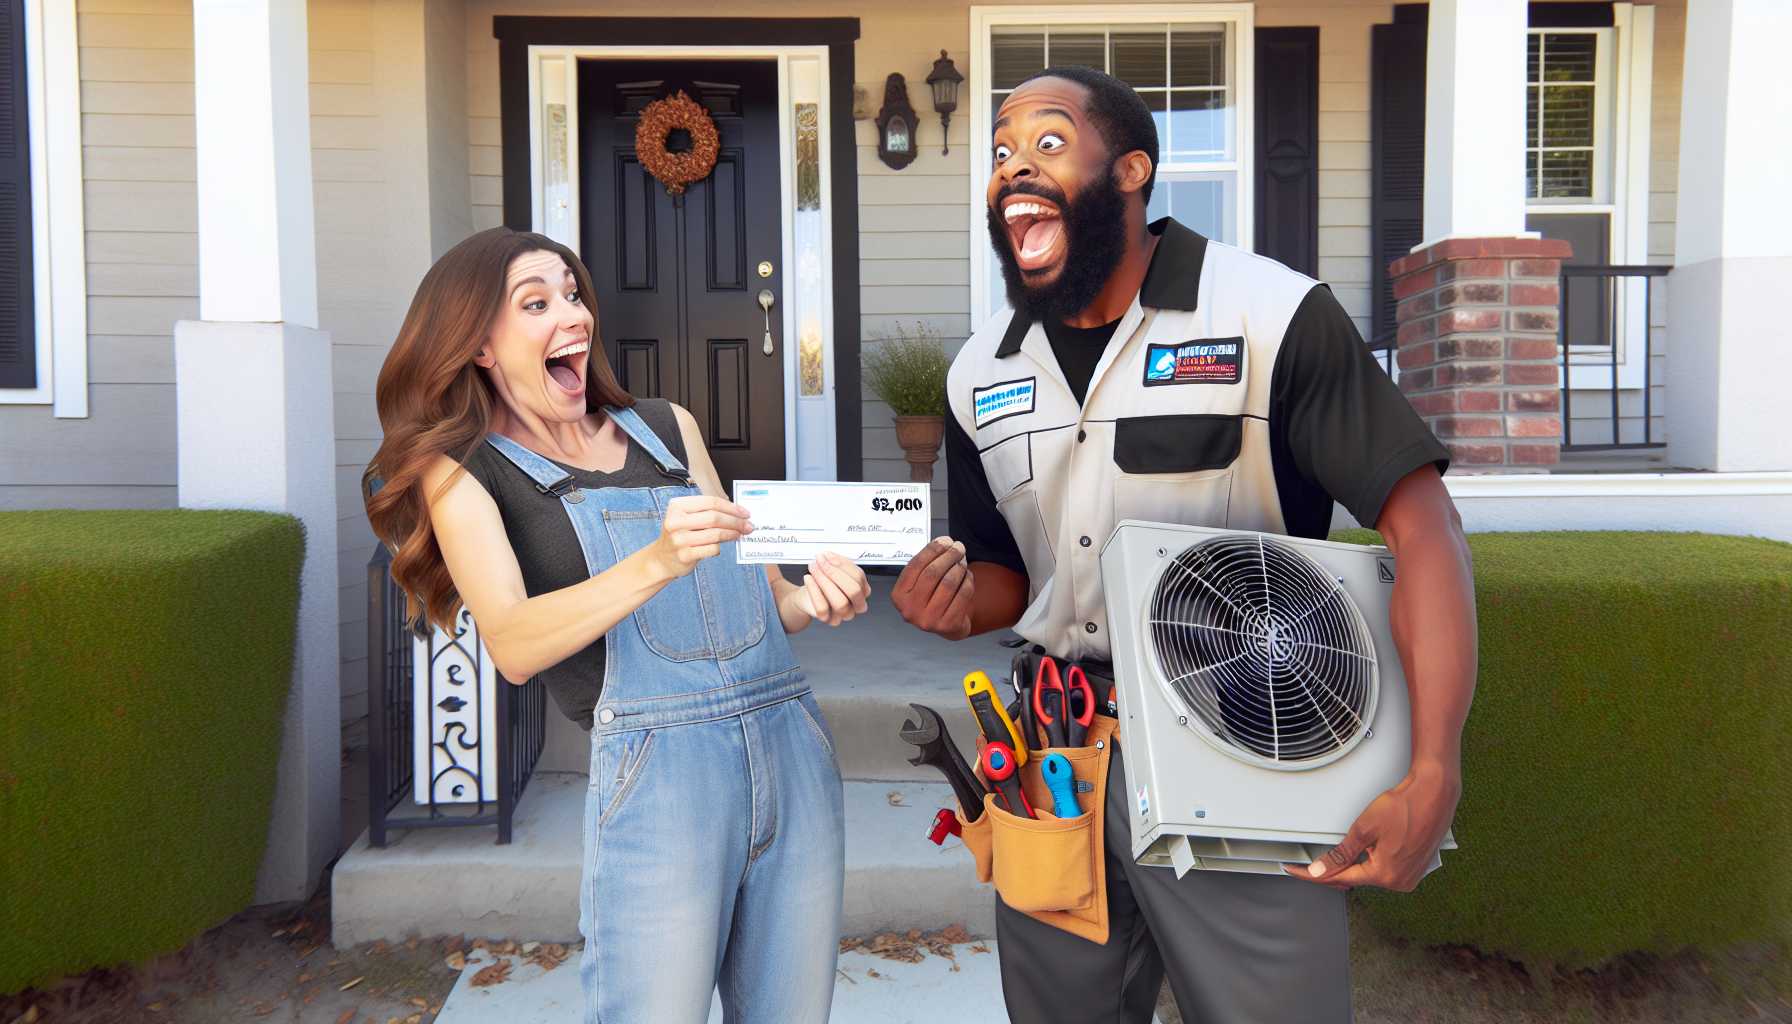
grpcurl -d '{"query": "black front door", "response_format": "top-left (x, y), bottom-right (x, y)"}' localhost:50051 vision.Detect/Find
top-left (579, 59), bottom-right (784, 488)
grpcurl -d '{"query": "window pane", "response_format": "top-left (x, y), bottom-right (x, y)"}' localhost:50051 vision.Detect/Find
top-left (1048, 29), bottom-right (1105, 70)
top-left (1526, 85), bottom-right (1540, 148)
top-left (1527, 33), bottom-right (1540, 82)
top-left (1146, 175), bottom-right (1234, 243)
top-left (1171, 27), bottom-right (1225, 87)
top-left (1110, 28), bottom-right (1168, 87)
top-left (992, 31), bottom-right (1044, 89)
top-left (1540, 84), bottom-right (1595, 148)
top-left (1526, 212), bottom-right (1611, 348)
top-left (1526, 151), bottom-right (1538, 199)
top-left (1538, 150), bottom-right (1593, 198)
top-left (1541, 33), bottom-right (1596, 82)
top-left (1169, 90), bottom-right (1226, 158)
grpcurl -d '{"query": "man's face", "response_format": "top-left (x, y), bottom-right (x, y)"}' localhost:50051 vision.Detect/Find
top-left (986, 77), bottom-right (1129, 321)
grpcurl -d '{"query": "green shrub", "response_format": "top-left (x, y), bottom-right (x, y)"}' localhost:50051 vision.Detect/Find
top-left (1328, 530), bottom-right (1792, 966)
top-left (0, 510), bottom-right (304, 994)
top-left (863, 323), bottom-right (951, 417)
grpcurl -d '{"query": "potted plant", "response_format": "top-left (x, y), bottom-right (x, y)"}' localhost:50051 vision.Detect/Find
top-left (863, 323), bottom-right (952, 481)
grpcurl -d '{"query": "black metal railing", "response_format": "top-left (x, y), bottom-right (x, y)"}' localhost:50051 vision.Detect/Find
top-left (1559, 264), bottom-right (1671, 452)
top-left (365, 544), bottom-right (545, 846)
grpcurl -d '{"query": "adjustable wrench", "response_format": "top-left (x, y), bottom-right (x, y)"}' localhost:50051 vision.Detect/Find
top-left (898, 702), bottom-right (986, 822)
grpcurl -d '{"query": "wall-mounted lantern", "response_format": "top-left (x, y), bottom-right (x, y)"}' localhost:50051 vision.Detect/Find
top-left (925, 51), bottom-right (964, 156)
top-left (875, 73), bottom-right (918, 170)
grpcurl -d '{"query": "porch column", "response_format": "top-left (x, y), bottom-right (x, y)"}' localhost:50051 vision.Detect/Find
top-left (175, 0), bottom-right (340, 903)
top-left (1420, 0), bottom-right (1529, 246)
top-left (1667, 0), bottom-right (1791, 472)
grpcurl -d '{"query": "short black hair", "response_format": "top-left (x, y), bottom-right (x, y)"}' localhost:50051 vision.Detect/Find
top-left (1016, 65), bottom-right (1159, 204)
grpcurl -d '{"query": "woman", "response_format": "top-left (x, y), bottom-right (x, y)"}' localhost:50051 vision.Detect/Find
top-left (364, 227), bottom-right (868, 1023)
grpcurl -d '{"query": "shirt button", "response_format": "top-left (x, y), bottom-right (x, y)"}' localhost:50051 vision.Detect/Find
top-left (1077, 430), bottom-right (1087, 443)
top-left (1085, 622), bottom-right (1098, 634)
top-left (1079, 536), bottom-right (1092, 548)
top-left (597, 708), bottom-right (616, 725)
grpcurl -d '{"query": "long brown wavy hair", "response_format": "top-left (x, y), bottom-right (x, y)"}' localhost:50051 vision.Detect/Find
top-left (362, 227), bottom-right (633, 633)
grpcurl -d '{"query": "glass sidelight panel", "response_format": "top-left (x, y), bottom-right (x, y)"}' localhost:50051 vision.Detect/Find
top-left (538, 56), bottom-right (573, 247)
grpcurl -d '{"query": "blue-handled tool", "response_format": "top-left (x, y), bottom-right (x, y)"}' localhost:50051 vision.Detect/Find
top-left (1040, 753), bottom-right (1081, 818)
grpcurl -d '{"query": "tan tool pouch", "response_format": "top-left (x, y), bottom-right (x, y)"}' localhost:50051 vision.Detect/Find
top-left (952, 714), bottom-right (1117, 944)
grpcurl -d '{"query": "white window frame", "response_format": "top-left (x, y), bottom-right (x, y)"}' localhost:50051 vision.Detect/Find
top-left (0, 0), bottom-right (87, 415)
top-left (968, 3), bottom-right (1256, 329)
top-left (1527, 4), bottom-right (1653, 392)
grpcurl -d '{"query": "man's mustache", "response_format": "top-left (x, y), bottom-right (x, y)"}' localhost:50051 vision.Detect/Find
top-left (991, 181), bottom-right (1070, 211)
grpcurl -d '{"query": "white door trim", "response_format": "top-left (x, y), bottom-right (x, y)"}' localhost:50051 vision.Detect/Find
top-left (523, 44), bottom-right (836, 480)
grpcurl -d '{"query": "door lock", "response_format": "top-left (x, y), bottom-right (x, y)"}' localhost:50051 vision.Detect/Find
top-left (757, 260), bottom-right (774, 279)
top-left (757, 289), bottom-right (776, 356)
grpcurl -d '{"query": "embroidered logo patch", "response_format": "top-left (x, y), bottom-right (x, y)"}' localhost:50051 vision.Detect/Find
top-left (1143, 338), bottom-right (1244, 386)
top-left (972, 377), bottom-right (1037, 428)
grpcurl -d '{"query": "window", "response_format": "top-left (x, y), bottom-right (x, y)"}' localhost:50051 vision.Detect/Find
top-left (1521, 6), bottom-right (1654, 390)
top-left (971, 5), bottom-right (1253, 326)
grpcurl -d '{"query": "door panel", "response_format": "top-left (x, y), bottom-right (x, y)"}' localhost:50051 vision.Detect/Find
top-left (580, 59), bottom-right (785, 488)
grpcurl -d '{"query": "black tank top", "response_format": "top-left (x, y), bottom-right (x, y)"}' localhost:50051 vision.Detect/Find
top-left (460, 398), bottom-right (690, 730)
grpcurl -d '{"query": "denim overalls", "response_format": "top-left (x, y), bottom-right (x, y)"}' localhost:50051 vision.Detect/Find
top-left (484, 405), bottom-right (845, 1023)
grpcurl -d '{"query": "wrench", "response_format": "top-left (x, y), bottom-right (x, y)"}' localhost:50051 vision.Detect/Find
top-left (898, 702), bottom-right (986, 822)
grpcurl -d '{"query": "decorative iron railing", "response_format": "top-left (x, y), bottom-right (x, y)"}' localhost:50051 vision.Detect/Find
top-left (365, 544), bottom-right (546, 846)
top-left (1559, 264), bottom-right (1671, 452)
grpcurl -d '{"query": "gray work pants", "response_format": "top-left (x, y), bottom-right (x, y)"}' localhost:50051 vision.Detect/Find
top-left (994, 746), bottom-right (1352, 1023)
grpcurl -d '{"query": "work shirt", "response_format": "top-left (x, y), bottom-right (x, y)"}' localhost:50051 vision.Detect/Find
top-left (945, 217), bottom-right (1449, 660)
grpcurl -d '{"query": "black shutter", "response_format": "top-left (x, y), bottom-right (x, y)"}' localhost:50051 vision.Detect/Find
top-left (0, 0), bottom-right (35, 388)
top-left (1254, 27), bottom-right (1319, 277)
top-left (1370, 5), bottom-right (1427, 350)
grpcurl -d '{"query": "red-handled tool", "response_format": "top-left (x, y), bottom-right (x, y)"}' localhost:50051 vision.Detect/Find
top-left (926, 807), bottom-right (963, 846)
top-left (1060, 664), bottom-right (1096, 747)
top-left (979, 741), bottom-right (1034, 818)
top-left (1032, 657), bottom-right (1096, 747)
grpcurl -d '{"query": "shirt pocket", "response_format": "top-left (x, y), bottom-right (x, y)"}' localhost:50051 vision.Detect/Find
top-left (981, 431), bottom-right (1054, 577)
top-left (1111, 414), bottom-right (1241, 528)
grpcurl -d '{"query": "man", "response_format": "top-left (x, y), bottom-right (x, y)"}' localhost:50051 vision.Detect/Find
top-left (891, 66), bottom-right (1477, 1023)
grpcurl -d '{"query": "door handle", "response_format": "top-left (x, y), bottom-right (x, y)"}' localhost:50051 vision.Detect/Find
top-left (758, 289), bottom-right (776, 356)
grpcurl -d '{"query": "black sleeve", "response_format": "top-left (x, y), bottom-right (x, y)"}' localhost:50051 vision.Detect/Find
top-left (944, 412), bottom-right (1027, 575)
top-left (1268, 285), bottom-right (1450, 537)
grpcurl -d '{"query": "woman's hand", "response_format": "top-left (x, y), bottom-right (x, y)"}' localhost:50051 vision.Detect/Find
top-left (780, 552), bottom-right (872, 629)
top-left (650, 495), bottom-right (753, 580)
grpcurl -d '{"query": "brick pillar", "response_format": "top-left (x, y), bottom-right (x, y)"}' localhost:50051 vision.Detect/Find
top-left (1389, 237), bottom-right (1572, 472)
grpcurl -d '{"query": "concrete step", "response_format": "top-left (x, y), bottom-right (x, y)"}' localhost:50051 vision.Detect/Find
top-left (332, 775), bottom-right (993, 948)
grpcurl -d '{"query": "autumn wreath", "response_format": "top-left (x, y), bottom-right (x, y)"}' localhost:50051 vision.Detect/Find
top-left (635, 91), bottom-right (720, 197)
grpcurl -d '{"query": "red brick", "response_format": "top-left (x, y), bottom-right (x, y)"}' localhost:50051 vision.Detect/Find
top-left (1509, 283), bottom-right (1560, 306)
top-left (1407, 392), bottom-right (1458, 416)
top-left (1447, 442), bottom-right (1507, 465)
top-left (1511, 444), bottom-right (1562, 466)
top-left (1437, 259), bottom-right (1508, 283)
top-left (1398, 367), bottom-right (1436, 393)
top-left (1512, 259), bottom-right (1563, 278)
top-left (1438, 337), bottom-right (1504, 361)
top-left (1439, 283), bottom-right (1505, 306)
top-left (1396, 316), bottom-right (1438, 347)
top-left (1505, 363), bottom-right (1560, 386)
top-left (1436, 362), bottom-right (1502, 387)
top-left (1392, 267), bottom-right (1438, 301)
top-left (1507, 415), bottom-right (1563, 438)
top-left (1396, 291), bottom-right (1437, 323)
top-left (1398, 342), bottom-right (1438, 370)
top-left (1435, 416), bottom-right (1504, 438)
top-left (1507, 338), bottom-right (1559, 361)
top-left (1459, 390), bottom-right (1502, 413)
top-left (1508, 389), bottom-right (1561, 412)
top-left (1512, 311), bottom-right (1558, 332)
top-left (1437, 309), bottom-right (1503, 335)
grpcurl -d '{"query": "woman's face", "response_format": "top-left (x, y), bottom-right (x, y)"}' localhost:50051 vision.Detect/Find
top-left (475, 250), bottom-right (596, 423)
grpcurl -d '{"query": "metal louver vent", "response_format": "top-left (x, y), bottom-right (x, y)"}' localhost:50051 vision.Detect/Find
top-left (1148, 534), bottom-right (1378, 768)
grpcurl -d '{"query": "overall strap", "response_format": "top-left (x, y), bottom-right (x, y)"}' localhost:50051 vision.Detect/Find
top-left (483, 432), bottom-right (579, 499)
top-left (605, 404), bottom-right (692, 484)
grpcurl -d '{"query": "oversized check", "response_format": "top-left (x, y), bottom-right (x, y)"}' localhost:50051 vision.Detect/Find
top-left (732, 480), bottom-right (930, 565)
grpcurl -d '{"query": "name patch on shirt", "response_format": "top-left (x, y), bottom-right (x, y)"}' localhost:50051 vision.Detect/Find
top-left (972, 376), bottom-right (1037, 428)
top-left (1143, 338), bottom-right (1244, 386)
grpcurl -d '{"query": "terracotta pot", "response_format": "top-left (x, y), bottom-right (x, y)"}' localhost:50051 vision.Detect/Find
top-left (893, 415), bottom-right (945, 482)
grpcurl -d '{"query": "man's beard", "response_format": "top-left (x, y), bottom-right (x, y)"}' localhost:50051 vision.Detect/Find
top-left (987, 171), bottom-right (1129, 323)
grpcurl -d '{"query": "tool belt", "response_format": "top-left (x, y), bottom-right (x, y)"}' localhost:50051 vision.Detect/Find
top-left (955, 652), bottom-right (1120, 946)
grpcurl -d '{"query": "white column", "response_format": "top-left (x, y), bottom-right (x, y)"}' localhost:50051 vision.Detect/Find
top-left (177, 0), bottom-right (340, 903)
top-left (1420, 0), bottom-right (1531, 247)
top-left (1668, 0), bottom-right (1792, 472)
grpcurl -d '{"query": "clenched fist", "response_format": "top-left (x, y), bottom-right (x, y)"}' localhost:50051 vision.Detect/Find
top-left (891, 537), bottom-right (975, 640)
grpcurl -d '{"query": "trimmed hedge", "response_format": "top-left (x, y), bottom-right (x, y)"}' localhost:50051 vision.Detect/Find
top-left (1329, 530), bottom-right (1792, 966)
top-left (0, 510), bottom-right (303, 994)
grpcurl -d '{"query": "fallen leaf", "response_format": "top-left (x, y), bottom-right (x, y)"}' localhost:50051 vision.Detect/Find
top-left (471, 958), bottom-right (513, 987)
top-left (15, 1009), bottom-right (40, 1024)
top-left (340, 976), bottom-right (366, 991)
top-left (445, 951), bottom-right (468, 971)
top-left (867, 968), bottom-right (883, 979)
top-left (410, 997), bottom-right (429, 1008)
top-left (521, 941), bottom-right (541, 955)
top-left (405, 1016), bottom-right (423, 1024)
top-left (298, 973), bottom-right (313, 983)
top-left (405, 938), bottom-right (419, 951)
top-left (371, 941), bottom-right (390, 956)
top-left (253, 1005), bottom-right (276, 1017)
top-left (495, 940), bottom-right (520, 955)
top-left (886, 790), bottom-right (907, 806)
top-left (335, 1012), bottom-right (355, 1024)
top-left (431, 1004), bottom-right (443, 1014)
top-left (970, 943), bottom-right (990, 954)
top-left (298, 944), bottom-right (321, 960)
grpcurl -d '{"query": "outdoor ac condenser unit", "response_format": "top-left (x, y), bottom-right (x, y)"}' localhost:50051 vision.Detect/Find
top-left (1100, 522), bottom-right (1457, 877)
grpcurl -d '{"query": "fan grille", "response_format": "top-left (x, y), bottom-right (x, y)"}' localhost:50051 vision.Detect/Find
top-left (1147, 535), bottom-right (1378, 766)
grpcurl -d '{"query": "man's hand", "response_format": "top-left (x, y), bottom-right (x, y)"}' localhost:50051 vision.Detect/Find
top-left (891, 537), bottom-right (974, 640)
top-left (1285, 763), bottom-right (1461, 892)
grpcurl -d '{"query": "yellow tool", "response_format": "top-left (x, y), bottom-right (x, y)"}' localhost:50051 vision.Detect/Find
top-left (963, 670), bottom-right (1028, 767)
